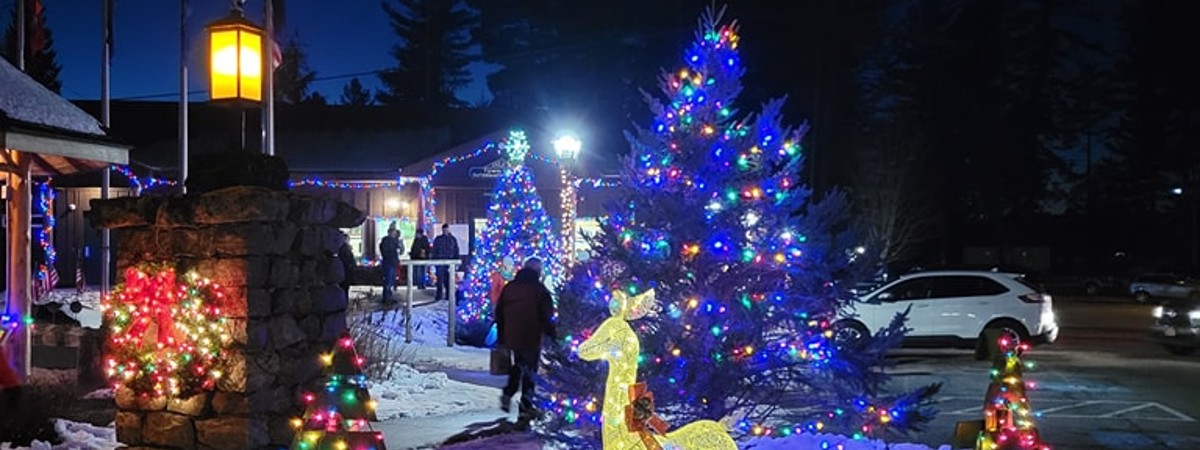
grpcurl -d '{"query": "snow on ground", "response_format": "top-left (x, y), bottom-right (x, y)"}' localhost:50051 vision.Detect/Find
top-left (740, 433), bottom-right (953, 450)
top-left (371, 362), bottom-right (498, 421)
top-left (0, 420), bottom-right (119, 450)
top-left (30, 289), bottom-right (103, 329)
top-left (349, 287), bottom-right (490, 372)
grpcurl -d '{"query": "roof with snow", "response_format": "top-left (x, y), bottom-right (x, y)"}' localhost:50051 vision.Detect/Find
top-left (0, 58), bottom-right (128, 175)
top-left (0, 59), bottom-right (105, 136)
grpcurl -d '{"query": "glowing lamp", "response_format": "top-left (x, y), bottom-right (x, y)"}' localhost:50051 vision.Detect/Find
top-left (207, 12), bottom-right (264, 103)
top-left (553, 134), bottom-right (583, 161)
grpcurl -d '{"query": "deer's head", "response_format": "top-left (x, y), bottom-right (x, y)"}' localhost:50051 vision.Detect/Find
top-left (577, 289), bottom-right (656, 362)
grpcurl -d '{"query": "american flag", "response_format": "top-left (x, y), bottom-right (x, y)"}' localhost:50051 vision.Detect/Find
top-left (34, 264), bottom-right (59, 301)
top-left (76, 264), bottom-right (86, 295)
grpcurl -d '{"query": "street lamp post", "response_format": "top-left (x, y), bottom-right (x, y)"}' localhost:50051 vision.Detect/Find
top-left (554, 134), bottom-right (582, 266)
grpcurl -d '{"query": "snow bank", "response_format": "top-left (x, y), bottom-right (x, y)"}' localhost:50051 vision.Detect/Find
top-left (371, 363), bottom-right (498, 421)
top-left (0, 420), bottom-right (118, 450)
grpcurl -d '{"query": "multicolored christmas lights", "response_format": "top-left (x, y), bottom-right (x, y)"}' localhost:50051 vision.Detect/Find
top-left (34, 180), bottom-right (57, 294)
top-left (976, 333), bottom-right (1050, 450)
top-left (458, 130), bottom-right (564, 328)
top-left (109, 165), bottom-right (177, 193)
top-left (291, 332), bottom-right (385, 450)
top-left (101, 265), bottom-right (231, 398)
top-left (535, 7), bottom-right (935, 447)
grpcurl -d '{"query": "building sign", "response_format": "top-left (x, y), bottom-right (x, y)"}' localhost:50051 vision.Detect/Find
top-left (468, 158), bottom-right (506, 179)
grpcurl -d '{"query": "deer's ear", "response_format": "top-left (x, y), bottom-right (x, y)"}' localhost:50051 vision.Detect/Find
top-left (625, 289), bottom-right (656, 320)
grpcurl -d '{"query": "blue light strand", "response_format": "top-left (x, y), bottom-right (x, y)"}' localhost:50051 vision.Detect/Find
top-left (108, 165), bottom-right (177, 193)
top-left (34, 180), bottom-right (56, 289)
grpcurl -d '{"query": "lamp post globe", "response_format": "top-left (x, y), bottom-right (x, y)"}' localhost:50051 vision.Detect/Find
top-left (553, 134), bottom-right (583, 162)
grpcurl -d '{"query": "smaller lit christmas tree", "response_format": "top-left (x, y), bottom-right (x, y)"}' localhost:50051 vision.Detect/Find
top-left (977, 332), bottom-right (1050, 450)
top-left (291, 332), bottom-right (385, 450)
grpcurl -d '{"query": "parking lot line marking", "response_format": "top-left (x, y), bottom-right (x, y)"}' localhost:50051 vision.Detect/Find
top-left (1099, 403), bottom-right (1155, 418)
top-left (1036, 400), bottom-right (1103, 414)
top-left (946, 405), bottom-right (981, 415)
top-left (1148, 402), bottom-right (1198, 422)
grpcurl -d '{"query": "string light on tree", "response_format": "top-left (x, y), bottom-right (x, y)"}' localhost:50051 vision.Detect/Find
top-left (102, 265), bottom-right (231, 397)
top-left (291, 332), bottom-right (386, 450)
top-left (458, 130), bottom-right (564, 336)
top-left (535, 6), bottom-right (936, 447)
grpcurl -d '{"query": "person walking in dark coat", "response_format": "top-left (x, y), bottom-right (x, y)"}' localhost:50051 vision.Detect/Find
top-left (336, 233), bottom-right (356, 300)
top-left (378, 228), bottom-right (403, 304)
top-left (431, 224), bottom-right (460, 301)
top-left (496, 257), bottom-right (556, 427)
top-left (409, 228), bottom-right (432, 289)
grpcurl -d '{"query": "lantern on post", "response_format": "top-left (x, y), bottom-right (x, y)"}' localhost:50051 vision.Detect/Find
top-left (206, 10), bottom-right (264, 104)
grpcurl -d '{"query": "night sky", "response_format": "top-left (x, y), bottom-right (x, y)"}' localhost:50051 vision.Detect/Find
top-left (21, 0), bottom-right (492, 102)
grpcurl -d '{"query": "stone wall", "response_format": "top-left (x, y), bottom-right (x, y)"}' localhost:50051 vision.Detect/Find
top-left (89, 186), bottom-right (365, 450)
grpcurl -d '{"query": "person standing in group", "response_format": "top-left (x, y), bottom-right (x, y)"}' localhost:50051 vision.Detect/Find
top-left (495, 257), bottom-right (556, 428)
top-left (379, 227), bottom-right (403, 304)
top-left (431, 223), bottom-right (460, 301)
top-left (337, 233), bottom-right (357, 301)
top-left (409, 228), bottom-right (432, 289)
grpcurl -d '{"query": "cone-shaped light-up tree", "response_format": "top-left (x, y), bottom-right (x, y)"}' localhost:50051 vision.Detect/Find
top-left (976, 332), bottom-right (1050, 450)
top-left (291, 332), bottom-right (385, 450)
top-left (458, 129), bottom-right (564, 342)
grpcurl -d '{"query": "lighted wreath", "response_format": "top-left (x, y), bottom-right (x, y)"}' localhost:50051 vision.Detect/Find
top-left (102, 264), bottom-right (232, 397)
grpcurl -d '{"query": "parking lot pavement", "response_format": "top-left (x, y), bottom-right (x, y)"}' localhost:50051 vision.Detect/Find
top-left (877, 314), bottom-right (1200, 450)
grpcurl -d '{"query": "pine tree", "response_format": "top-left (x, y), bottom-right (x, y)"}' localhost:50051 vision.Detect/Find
top-left (340, 77), bottom-right (374, 106)
top-left (2, 1), bottom-right (62, 93)
top-left (290, 332), bottom-right (385, 450)
top-left (535, 7), bottom-right (934, 447)
top-left (378, 0), bottom-right (479, 109)
top-left (275, 37), bottom-right (319, 105)
top-left (457, 130), bottom-right (563, 343)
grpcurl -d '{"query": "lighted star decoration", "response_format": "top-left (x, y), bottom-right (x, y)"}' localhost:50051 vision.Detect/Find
top-left (504, 129), bottom-right (531, 165)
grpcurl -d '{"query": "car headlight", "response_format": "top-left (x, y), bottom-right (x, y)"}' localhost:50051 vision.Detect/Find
top-left (1154, 306), bottom-right (1177, 319)
top-left (1190, 310), bottom-right (1200, 321)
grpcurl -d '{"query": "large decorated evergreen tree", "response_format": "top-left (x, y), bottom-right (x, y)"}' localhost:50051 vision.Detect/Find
top-left (458, 130), bottom-right (564, 343)
top-left (536, 7), bottom-right (934, 447)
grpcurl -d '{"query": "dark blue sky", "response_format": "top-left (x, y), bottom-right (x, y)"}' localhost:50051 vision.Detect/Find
top-left (20, 0), bottom-right (491, 102)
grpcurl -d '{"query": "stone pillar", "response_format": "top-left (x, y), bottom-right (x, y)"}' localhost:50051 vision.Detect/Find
top-left (89, 186), bottom-right (364, 450)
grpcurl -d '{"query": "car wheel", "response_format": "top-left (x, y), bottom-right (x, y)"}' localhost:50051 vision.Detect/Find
top-left (1134, 291), bottom-right (1150, 303)
top-left (975, 320), bottom-right (1030, 361)
top-left (833, 320), bottom-right (870, 350)
top-left (1164, 345), bottom-right (1197, 356)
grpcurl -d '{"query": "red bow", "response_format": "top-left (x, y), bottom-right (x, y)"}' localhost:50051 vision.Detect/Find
top-left (123, 268), bottom-right (178, 346)
top-left (625, 383), bottom-right (671, 450)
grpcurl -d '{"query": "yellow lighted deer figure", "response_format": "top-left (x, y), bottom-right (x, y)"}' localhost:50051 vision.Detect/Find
top-left (576, 289), bottom-right (737, 450)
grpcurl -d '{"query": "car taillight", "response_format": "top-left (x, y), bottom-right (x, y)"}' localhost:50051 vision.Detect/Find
top-left (1020, 293), bottom-right (1051, 303)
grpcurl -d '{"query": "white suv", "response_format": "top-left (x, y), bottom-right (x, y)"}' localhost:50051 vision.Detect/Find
top-left (836, 270), bottom-right (1059, 357)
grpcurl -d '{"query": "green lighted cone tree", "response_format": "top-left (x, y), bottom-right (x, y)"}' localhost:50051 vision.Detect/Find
top-left (457, 129), bottom-right (564, 345)
top-left (977, 332), bottom-right (1050, 450)
top-left (291, 332), bottom-right (385, 450)
top-left (534, 6), bottom-right (937, 448)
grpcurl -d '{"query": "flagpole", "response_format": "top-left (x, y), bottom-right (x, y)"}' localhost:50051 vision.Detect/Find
top-left (264, 0), bottom-right (275, 156)
top-left (100, 0), bottom-right (112, 305)
top-left (16, 0), bottom-right (25, 70)
top-left (179, 0), bottom-right (189, 194)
